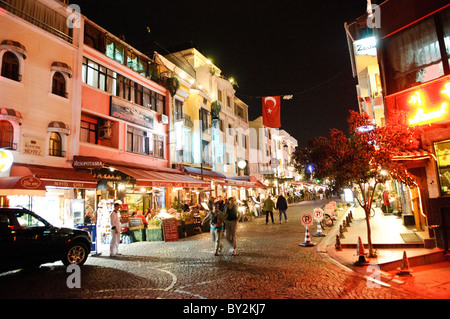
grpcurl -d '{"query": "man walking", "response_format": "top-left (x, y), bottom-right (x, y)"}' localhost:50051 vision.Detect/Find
top-left (223, 197), bottom-right (239, 256)
top-left (110, 203), bottom-right (122, 257)
top-left (276, 193), bottom-right (288, 223)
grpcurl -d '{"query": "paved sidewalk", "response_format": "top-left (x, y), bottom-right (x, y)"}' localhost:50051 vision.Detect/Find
top-left (319, 204), bottom-right (450, 299)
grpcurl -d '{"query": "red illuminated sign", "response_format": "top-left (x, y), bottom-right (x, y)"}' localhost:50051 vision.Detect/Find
top-left (386, 76), bottom-right (450, 126)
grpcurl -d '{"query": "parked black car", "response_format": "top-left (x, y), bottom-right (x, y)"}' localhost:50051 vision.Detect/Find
top-left (0, 207), bottom-right (91, 272)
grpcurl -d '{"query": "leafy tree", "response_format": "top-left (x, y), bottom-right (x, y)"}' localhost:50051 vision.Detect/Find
top-left (292, 110), bottom-right (419, 257)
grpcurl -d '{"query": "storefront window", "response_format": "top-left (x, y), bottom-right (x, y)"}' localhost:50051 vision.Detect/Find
top-left (434, 139), bottom-right (450, 196)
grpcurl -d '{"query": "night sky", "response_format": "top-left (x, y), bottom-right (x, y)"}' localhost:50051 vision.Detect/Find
top-left (73, 0), bottom-right (370, 147)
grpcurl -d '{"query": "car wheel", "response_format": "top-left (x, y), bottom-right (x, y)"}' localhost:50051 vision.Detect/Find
top-left (62, 241), bottom-right (89, 266)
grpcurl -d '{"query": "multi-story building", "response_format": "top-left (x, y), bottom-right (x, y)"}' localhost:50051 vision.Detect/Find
top-left (346, 0), bottom-right (450, 250)
top-left (165, 47), bottom-right (253, 200)
top-left (0, 0), bottom-right (209, 230)
top-left (0, 0), bottom-right (99, 227)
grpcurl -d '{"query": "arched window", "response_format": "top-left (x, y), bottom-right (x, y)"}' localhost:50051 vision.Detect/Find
top-left (52, 72), bottom-right (66, 97)
top-left (49, 132), bottom-right (63, 157)
top-left (1, 51), bottom-right (20, 81)
top-left (0, 120), bottom-right (13, 149)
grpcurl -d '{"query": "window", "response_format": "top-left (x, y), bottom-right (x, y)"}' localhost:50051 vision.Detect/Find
top-left (49, 132), bottom-right (63, 157)
top-left (174, 99), bottom-right (183, 121)
top-left (383, 15), bottom-right (448, 94)
top-left (200, 108), bottom-right (209, 133)
top-left (80, 120), bottom-right (97, 144)
top-left (153, 134), bottom-right (164, 158)
top-left (15, 211), bottom-right (46, 228)
top-left (434, 139), bottom-right (450, 196)
top-left (52, 72), bottom-right (66, 97)
top-left (127, 126), bottom-right (151, 156)
top-left (0, 120), bottom-right (13, 149)
top-left (1, 51), bottom-right (20, 81)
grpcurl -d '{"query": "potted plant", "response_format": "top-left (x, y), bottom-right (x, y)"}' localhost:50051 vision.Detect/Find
top-left (211, 100), bottom-right (221, 121)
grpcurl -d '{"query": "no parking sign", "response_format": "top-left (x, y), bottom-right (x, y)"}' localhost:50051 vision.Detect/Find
top-left (301, 213), bottom-right (313, 227)
top-left (313, 208), bottom-right (324, 221)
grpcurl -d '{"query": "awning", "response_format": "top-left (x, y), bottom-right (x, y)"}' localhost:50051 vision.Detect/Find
top-left (0, 40), bottom-right (27, 59)
top-left (0, 176), bottom-right (46, 196)
top-left (10, 164), bottom-right (97, 189)
top-left (181, 165), bottom-right (226, 180)
top-left (0, 108), bottom-right (22, 124)
top-left (51, 61), bottom-right (72, 78)
top-left (48, 121), bottom-right (70, 135)
top-left (217, 176), bottom-right (268, 189)
top-left (112, 166), bottom-right (210, 188)
top-left (392, 149), bottom-right (435, 161)
top-left (71, 156), bottom-right (210, 188)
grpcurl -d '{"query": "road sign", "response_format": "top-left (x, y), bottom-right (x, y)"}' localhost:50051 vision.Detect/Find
top-left (313, 208), bottom-right (324, 221)
top-left (301, 213), bottom-right (313, 227)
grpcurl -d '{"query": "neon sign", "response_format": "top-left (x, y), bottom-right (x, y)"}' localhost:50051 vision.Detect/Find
top-left (408, 82), bottom-right (449, 125)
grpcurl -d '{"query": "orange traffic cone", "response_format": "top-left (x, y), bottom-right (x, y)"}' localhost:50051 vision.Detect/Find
top-left (397, 251), bottom-right (413, 276)
top-left (299, 226), bottom-right (315, 247)
top-left (355, 236), bottom-right (369, 265)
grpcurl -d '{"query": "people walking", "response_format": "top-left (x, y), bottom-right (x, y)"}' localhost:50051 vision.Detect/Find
top-left (263, 194), bottom-right (275, 225)
top-left (223, 197), bottom-right (239, 256)
top-left (110, 203), bottom-right (122, 257)
top-left (276, 193), bottom-right (288, 223)
top-left (202, 201), bottom-right (224, 256)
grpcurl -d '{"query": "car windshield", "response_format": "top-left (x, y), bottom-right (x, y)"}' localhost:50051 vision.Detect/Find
top-left (15, 211), bottom-right (47, 228)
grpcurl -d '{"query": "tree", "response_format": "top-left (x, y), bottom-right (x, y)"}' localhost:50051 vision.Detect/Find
top-left (292, 110), bottom-right (420, 257)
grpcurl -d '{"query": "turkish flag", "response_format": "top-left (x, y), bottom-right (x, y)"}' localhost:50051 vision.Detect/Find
top-left (262, 96), bottom-right (281, 128)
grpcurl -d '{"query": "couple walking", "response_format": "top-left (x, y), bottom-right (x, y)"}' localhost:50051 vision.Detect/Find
top-left (202, 197), bottom-right (239, 256)
top-left (263, 193), bottom-right (288, 225)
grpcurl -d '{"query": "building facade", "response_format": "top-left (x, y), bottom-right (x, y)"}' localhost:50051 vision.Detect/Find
top-left (347, 0), bottom-right (450, 250)
top-left (0, 0), bottom-right (99, 228)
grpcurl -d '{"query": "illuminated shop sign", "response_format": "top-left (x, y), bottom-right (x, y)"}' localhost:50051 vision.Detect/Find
top-left (386, 76), bottom-right (450, 126)
top-left (353, 36), bottom-right (377, 57)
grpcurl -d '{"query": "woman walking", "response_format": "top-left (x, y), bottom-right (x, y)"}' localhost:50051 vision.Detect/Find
top-left (202, 202), bottom-right (224, 256)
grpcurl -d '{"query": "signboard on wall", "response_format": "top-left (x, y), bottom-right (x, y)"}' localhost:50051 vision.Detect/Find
top-left (386, 75), bottom-right (450, 126)
top-left (21, 135), bottom-right (44, 157)
top-left (110, 96), bottom-right (154, 129)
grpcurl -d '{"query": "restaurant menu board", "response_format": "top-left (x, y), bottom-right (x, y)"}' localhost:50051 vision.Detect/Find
top-left (162, 218), bottom-right (179, 242)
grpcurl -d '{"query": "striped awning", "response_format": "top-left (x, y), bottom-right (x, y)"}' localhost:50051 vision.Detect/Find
top-left (48, 121), bottom-right (70, 135)
top-left (0, 40), bottom-right (27, 59)
top-left (0, 108), bottom-right (22, 124)
top-left (51, 61), bottom-right (72, 78)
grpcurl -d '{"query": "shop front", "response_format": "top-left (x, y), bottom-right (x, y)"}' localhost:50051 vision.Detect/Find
top-left (0, 161), bottom-right (98, 229)
top-left (73, 156), bottom-right (210, 244)
top-left (385, 74), bottom-right (450, 249)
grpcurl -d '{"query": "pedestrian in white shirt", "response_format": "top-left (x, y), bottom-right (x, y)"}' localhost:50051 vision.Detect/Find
top-left (110, 203), bottom-right (121, 257)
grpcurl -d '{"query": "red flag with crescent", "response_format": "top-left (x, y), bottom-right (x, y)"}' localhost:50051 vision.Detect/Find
top-left (262, 96), bottom-right (281, 128)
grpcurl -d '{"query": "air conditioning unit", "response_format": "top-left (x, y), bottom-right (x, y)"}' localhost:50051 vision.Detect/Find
top-left (98, 127), bottom-right (112, 139)
top-left (98, 119), bottom-right (112, 129)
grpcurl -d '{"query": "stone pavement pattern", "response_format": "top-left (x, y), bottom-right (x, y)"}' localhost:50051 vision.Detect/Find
top-left (0, 199), bottom-right (427, 299)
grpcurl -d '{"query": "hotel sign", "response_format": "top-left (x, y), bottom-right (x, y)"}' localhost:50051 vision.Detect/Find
top-left (386, 76), bottom-right (450, 126)
top-left (110, 96), bottom-right (154, 129)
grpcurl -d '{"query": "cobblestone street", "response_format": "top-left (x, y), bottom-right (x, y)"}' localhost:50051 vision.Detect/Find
top-left (0, 199), bottom-right (420, 300)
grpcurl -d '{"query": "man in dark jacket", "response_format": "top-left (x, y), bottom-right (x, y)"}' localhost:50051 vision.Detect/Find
top-left (276, 193), bottom-right (288, 223)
